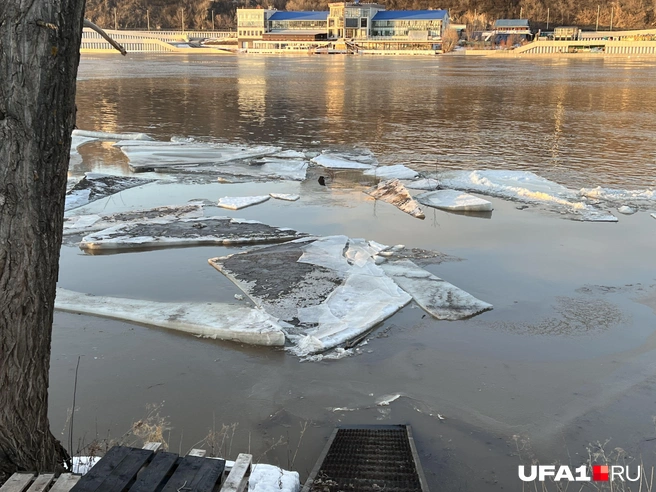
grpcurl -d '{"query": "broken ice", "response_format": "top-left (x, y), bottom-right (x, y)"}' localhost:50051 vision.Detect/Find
top-left (217, 195), bottom-right (270, 210)
top-left (364, 179), bottom-right (425, 219)
top-left (416, 189), bottom-right (494, 212)
top-left (55, 288), bottom-right (285, 346)
top-left (65, 173), bottom-right (155, 212)
top-left (363, 164), bottom-right (418, 180)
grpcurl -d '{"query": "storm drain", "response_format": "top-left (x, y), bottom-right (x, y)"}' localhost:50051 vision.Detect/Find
top-left (303, 425), bottom-right (429, 492)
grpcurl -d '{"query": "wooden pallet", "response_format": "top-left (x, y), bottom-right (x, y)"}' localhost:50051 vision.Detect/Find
top-left (0, 445), bottom-right (251, 492)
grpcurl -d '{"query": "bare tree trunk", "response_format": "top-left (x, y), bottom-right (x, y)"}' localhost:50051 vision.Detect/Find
top-left (0, 0), bottom-right (85, 475)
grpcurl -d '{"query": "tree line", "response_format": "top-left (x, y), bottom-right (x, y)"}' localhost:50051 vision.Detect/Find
top-left (84, 0), bottom-right (656, 31)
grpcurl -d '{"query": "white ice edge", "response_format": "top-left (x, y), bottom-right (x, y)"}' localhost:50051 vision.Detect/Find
top-left (270, 193), bottom-right (300, 201)
top-left (72, 129), bottom-right (153, 141)
top-left (55, 288), bottom-right (285, 346)
top-left (217, 196), bottom-right (270, 210)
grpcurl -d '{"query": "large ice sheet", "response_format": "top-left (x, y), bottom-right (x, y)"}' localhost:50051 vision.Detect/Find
top-left (161, 160), bottom-right (307, 181)
top-left (381, 259), bottom-right (492, 320)
top-left (80, 217), bottom-right (305, 251)
top-left (311, 154), bottom-right (374, 170)
top-left (217, 195), bottom-right (270, 210)
top-left (73, 129), bottom-right (153, 140)
top-left (435, 170), bottom-right (617, 222)
top-left (364, 179), bottom-right (425, 219)
top-left (364, 164), bottom-right (418, 180)
top-left (250, 464), bottom-right (300, 492)
top-left (579, 186), bottom-right (656, 203)
top-left (63, 204), bottom-right (204, 236)
top-left (416, 189), bottom-right (494, 212)
top-left (55, 288), bottom-right (285, 346)
top-left (116, 140), bottom-right (281, 171)
top-left (209, 236), bottom-right (412, 356)
top-left (270, 193), bottom-right (300, 201)
top-left (70, 135), bottom-right (96, 153)
top-left (65, 173), bottom-right (155, 211)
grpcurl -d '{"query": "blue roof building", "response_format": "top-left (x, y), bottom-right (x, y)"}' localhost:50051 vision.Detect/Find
top-left (371, 9), bottom-right (449, 39)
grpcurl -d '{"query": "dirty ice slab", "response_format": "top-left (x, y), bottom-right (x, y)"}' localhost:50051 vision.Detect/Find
top-left (381, 259), bottom-right (492, 320)
top-left (209, 236), bottom-right (411, 355)
top-left (365, 179), bottom-right (425, 219)
top-left (65, 173), bottom-right (155, 212)
top-left (116, 141), bottom-right (280, 171)
top-left (80, 217), bottom-right (306, 251)
top-left (217, 195), bottom-right (270, 210)
top-left (416, 189), bottom-right (494, 212)
top-left (311, 154), bottom-right (374, 170)
top-left (55, 289), bottom-right (285, 346)
top-left (63, 204), bottom-right (204, 236)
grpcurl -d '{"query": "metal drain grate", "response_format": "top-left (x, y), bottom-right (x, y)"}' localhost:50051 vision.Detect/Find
top-left (303, 425), bottom-right (428, 492)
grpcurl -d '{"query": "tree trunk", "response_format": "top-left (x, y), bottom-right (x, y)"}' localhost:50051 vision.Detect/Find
top-left (0, 0), bottom-right (86, 475)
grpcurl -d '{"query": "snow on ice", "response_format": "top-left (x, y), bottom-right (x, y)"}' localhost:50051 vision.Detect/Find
top-left (55, 289), bottom-right (285, 345)
top-left (617, 205), bottom-right (637, 215)
top-left (364, 179), bottom-right (425, 219)
top-left (217, 195), bottom-right (270, 210)
top-left (363, 164), bottom-right (418, 180)
top-left (580, 186), bottom-right (656, 203)
top-left (80, 217), bottom-right (306, 251)
top-left (63, 204), bottom-right (204, 236)
top-left (434, 170), bottom-right (617, 222)
top-left (65, 173), bottom-right (155, 212)
top-left (416, 189), bottom-right (494, 212)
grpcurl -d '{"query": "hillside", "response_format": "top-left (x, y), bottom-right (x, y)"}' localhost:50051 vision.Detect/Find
top-left (85, 0), bottom-right (656, 31)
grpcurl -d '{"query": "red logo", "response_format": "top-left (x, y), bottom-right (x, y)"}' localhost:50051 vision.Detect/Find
top-left (593, 465), bottom-right (609, 481)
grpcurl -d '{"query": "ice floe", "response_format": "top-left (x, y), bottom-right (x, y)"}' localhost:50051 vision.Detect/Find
top-left (63, 204), bottom-right (204, 236)
top-left (209, 236), bottom-right (411, 356)
top-left (435, 170), bottom-right (617, 222)
top-left (72, 129), bottom-right (153, 141)
top-left (363, 164), bottom-right (418, 180)
top-left (55, 288), bottom-right (285, 345)
top-left (167, 160), bottom-right (308, 182)
top-left (416, 189), bottom-right (494, 212)
top-left (209, 235), bottom-right (485, 356)
top-left (652, 213), bottom-right (656, 220)
top-left (250, 464), bottom-right (300, 492)
top-left (381, 259), bottom-right (493, 320)
top-left (270, 193), bottom-right (300, 201)
top-left (406, 178), bottom-right (440, 190)
top-left (80, 217), bottom-right (306, 251)
top-left (364, 179), bottom-right (425, 219)
top-left (115, 140), bottom-right (281, 171)
top-left (217, 195), bottom-right (270, 210)
top-left (617, 205), bottom-right (637, 215)
top-left (65, 173), bottom-right (156, 212)
top-left (311, 153), bottom-right (374, 170)
top-left (70, 135), bottom-right (96, 153)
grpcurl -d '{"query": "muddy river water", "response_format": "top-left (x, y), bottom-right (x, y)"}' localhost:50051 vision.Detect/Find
top-left (50, 54), bottom-right (656, 491)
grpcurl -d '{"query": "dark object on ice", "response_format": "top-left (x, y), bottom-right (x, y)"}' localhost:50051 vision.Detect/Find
top-left (70, 445), bottom-right (228, 492)
top-left (516, 205), bottom-right (529, 210)
top-left (318, 176), bottom-right (326, 186)
top-left (303, 425), bottom-right (429, 492)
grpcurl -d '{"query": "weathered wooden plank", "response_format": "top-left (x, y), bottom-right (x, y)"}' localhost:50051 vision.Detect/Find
top-left (70, 446), bottom-right (131, 491)
top-left (128, 452), bottom-right (179, 492)
top-left (95, 448), bottom-right (154, 492)
top-left (160, 456), bottom-right (225, 492)
top-left (0, 473), bottom-right (34, 492)
top-left (220, 454), bottom-right (251, 492)
top-left (49, 474), bottom-right (80, 492)
top-left (142, 442), bottom-right (161, 452)
top-left (188, 449), bottom-right (206, 457)
top-left (25, 474), bottom-right (54, 492)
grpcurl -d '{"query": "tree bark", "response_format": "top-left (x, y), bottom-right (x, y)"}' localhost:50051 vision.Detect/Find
top-left (0, 0), bottom-right (86, 475)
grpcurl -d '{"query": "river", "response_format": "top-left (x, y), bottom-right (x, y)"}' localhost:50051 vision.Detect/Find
top-left (50, 54), bottom-right (656, 491)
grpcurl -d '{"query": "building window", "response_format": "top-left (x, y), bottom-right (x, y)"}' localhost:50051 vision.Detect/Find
top-left (360, 18), bottom-right (367, 28)
top-left (345, 18), bottom-right (358, 28)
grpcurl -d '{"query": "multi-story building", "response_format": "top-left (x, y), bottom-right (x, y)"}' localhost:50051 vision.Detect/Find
top-left (370, 10), bottom-right (449, 39)
top-left (494, 19), bottom-right (531, 35)
top-left (237, 8), bottom-right (276, 49)
top-left (327, 2), bottom-right (386, 39)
